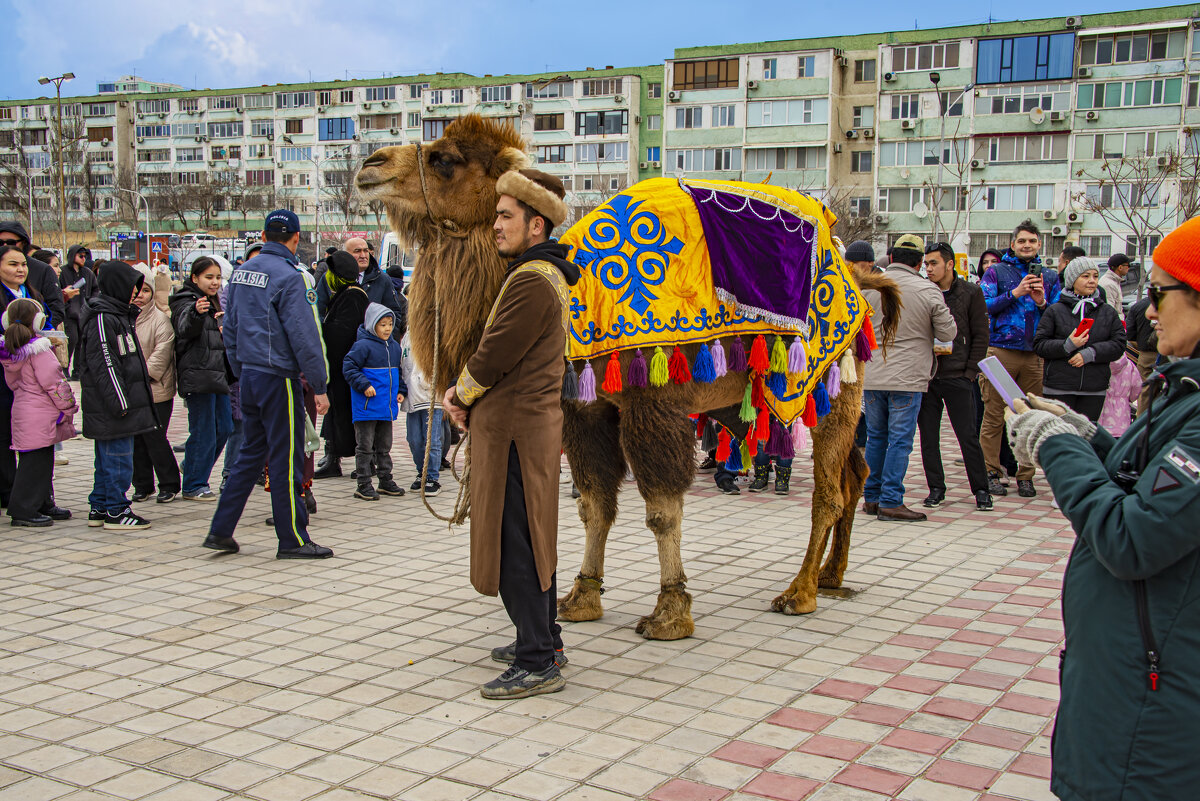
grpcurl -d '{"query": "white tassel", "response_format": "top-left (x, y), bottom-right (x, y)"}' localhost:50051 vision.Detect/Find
top-left (839, 349), bottom-right (858, 384)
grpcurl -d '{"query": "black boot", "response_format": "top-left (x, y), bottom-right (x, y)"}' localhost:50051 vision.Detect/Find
top-left (773, 465), bottom-right (791, 495)
top-left (748, 463), bottom-right (770, 493)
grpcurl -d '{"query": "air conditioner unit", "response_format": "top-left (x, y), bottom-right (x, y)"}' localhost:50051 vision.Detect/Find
top-left (363, 102), bottom-right (372, 110)
top-left (634, 115), bottom-right (641, 124)
top-left (873, 214), bottom-right (887, 224)
top-left (236, 106), bottom-right (244, 114)
top-left (194, 136), bottom-right (202, 142)
top-left (1052, 225), bottom-right (1067, 236)
top-left (1050, 110), bottom-right (1066, 122)
top-left (381, 100), bottom-right (391, 108)
top-left (639, 161), bottom-right (648, 169)
top-left (1043, 210), bottom-right (1058, 220)
top-left (1086, 110), bottom-right (1100, 122)
top-left (1078, 66), bottom-right (1093, 79)
top-left (747, 80), bottom-right (759, 90)
top-left (201, 135), bottom-right (209, 142)
top-left (118, 101), bottom-right (128, 108)
top-left (883, 72), bottom-right (896, 82)
top-left (266, 133), bottom-right (274, 141)
top-left (845, 129), bottom-right (859, 139)
top-left (1157, 155), bottom-right (1170, 167)
top-left (1065, 15), bottom-right (1083, 28)
top-left (667, 90), bottom-right (680, 101)
top-left (137, 136), bottom-right (145, 144)
top-left (1067, 210), bottom-right (1081, 223)
top-left (353, 134), bottom-right (360, 140)
top-left (516, 103), bottom-right (525, 113)
top-left (652, 160), bottom-right (661, 168)
top-left (900, 119), bottom-right (915, 130)
top-left (862, 128), bottom-right (875, 139)
top-left (1043, 257), bottom-right (1056, 267)
top-left (389, 127), bottom-right (399, 135)
top-left (208, 160), bottom-right (216, 167)
top-left (970, 159), bottom-right (984, 169)
top-left (614, 95), bottom-right (625, 103)
top-left (503, 101), bottom-right (513, 109)
top-left (317, 106), bottom-right (326, 113)
top-left (833, 143), bottom-right (843, 153)
top-left (837, 55), bottom-right (848, 67)
top-left (101, 138), bottom-right (109, 146)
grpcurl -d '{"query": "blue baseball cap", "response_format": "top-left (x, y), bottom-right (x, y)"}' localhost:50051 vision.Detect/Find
top-left (264, 209), bottom-right (301, 234)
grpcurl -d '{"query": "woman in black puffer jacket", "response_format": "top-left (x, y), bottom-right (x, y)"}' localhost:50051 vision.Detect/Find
top-left (169, 257), bottom-right (231, 501)
top-left (1033, 257), bottom-right (1126, 421)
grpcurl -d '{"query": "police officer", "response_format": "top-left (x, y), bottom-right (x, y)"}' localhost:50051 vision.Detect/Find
top-left (203, 210), bottom-right (333, 559)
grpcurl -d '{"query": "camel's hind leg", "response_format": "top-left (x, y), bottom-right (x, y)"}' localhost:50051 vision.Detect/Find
top-left (819, 445), bottom-right (868, 588)
top-left (773, 378), bottom-right (864, 615)
top-left (558, 400), bottom-right (624, 622)
top-left (620, 396), bottom-right (696, 640)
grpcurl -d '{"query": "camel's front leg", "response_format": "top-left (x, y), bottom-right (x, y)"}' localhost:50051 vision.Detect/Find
top-left (635, 493), bottom-right (694, 640)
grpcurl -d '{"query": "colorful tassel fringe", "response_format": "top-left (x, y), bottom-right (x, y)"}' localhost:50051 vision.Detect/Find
top-left (562, 361), bottom-right (579, 400)
top-left (788, 336), bottom-right (806, 374)
top-left (726, 436), bottom-right (743, 471)
top-left (739, 382), bottom-right (756, 422)
top-left (839, 349), bottom-right (858, 384)
top-left (728, 337), bottom-right (747, 372)
top-left (827, 362), bottom-right (842, 398)
top-left (627, 349), bottom-right (648, 388)
top-left (602, 352), bottom-right (623, 394)
top-left (854, 329), bottom-right (872, 362)
top-left (740, 437), bottom-right (752, 466)
top-left (711, 339), bottom-right (727, 377)
top-left (813, 381), bottom-right (831, 417)
top-left (748, 334), bottom-right (770, 374)
top-left (668, 345), bottom-right (691, 384)
top-left (649, 346), bottom-right (669, 387)
top-left (767, 371), bottom-right (786, 398)
top-left (769, 335), bottom-right (788, 374)
top-left (692, 343), bottom-right (715, 383)
top-left (755, 407), bottom-right (770, 441)
top-left (695, 414), bottom-right (708, 438)
top-left (801, 393), bottom-right (818, 427)
top-left (778, 422), bottom-right (796, 459)
top-left (766, 418), bottom-right (787, 456)
top-left (863, 316), bottom-right (878, 349)
top-left (700, 419), bottom-right (718, 452)
top-left (751, 374), bottom-right (766, 410)
top-left (792, 421), bottom-right (808, 453)
top-left (578, 361), bottom-right (597, 402)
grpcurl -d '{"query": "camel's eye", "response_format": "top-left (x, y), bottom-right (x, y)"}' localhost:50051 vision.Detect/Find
top-left (429, 150), bottom-right (460, 179)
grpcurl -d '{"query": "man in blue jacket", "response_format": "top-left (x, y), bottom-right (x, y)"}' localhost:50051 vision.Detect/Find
top-left (978, 219), bottom-right (1061, 498)
top-left (203, 210), bottom-right (333, 559)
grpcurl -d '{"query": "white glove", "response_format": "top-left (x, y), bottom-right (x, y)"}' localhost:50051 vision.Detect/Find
top-left (1025, 395), bottom-right (1097, 441)
top-left (1007, 410), bottom-right (1079, 468)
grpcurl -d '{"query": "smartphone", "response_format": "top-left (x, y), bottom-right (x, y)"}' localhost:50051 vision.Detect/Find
top-left (979, 356), bottom-right (1027, 412)
top-left (71, 277), bottom-right (86, 289)
top-left (1029, 264), bottom-right (1043, 277)
top-left (1072, 318), bottom-right (1095, 338)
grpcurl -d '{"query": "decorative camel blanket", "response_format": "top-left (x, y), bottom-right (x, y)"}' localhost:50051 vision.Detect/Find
top-left (560, 178), bottom-right (870, 427)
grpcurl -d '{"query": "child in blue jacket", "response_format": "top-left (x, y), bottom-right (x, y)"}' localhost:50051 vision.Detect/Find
top-left (342, 303), bottom-right (407, 500)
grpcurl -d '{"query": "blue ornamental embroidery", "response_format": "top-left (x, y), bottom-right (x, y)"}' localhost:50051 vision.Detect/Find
top-left (572, 195), bottom-right (684, 315)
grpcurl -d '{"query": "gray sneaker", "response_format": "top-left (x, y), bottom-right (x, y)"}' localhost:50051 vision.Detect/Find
top-left (181, 489), bottom-right (217, 502)
top-left (490, 641), bottom-right (568, 668)
top-left (480, 664), bottom-right (565, 700)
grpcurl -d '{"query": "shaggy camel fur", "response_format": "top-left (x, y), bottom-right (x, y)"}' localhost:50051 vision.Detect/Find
top-left (356, 115), bottom-right (901, 639)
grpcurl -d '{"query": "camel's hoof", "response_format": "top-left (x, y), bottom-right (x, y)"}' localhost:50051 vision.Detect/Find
top-left (635, 613), bottom-right (694, 640)
top-left (817, 574), bottom-right (843, 590)
top-left (557, 583), bottom-right (603, 622)
top-left (771, 592), bottom-right (817, 615)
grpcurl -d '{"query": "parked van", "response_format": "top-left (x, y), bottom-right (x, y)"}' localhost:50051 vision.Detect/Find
top-left (379, 231), bottom-right (417, 283)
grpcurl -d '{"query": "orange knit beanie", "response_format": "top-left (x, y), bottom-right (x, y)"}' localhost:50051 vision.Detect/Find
top-left (1152, 216), bottom-right (1200, 292)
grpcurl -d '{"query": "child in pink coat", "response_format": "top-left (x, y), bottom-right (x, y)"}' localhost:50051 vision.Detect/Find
top-left (1099, 347), bottom-right (1143, 437)
top-left (0, 298), bottom-right (77, 526)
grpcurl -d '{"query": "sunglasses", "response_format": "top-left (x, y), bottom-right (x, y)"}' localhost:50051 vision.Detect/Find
top-left (924, 242), bottom-right (953, 258)
top-left (1148, 283), bottom-right (1191, 309)
top-left (0, 239), bottom-right (21, 248)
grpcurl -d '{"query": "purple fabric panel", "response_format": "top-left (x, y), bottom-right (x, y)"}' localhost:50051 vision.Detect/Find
top-left (691, 188), bottom-right (814, 325)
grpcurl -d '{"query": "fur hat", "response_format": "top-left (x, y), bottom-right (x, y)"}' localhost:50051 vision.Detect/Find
top-left (328, 251), bottom-right (359, 283)
top-left (496, 168), bottom-right (568, 228)
top-left (844, 240), bottom-right (875, 263)
top-left (1153, 216), bottom-right (1200, 292)
top-left (1063, 257), bottom-right (1100, 292)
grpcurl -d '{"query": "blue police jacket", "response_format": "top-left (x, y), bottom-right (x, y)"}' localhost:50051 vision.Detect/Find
top-left (223, 241), bottom-right (329, 394)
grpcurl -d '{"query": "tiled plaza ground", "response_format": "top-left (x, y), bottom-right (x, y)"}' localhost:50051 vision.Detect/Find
top-left (0, 412), bottom-right (1070, 801)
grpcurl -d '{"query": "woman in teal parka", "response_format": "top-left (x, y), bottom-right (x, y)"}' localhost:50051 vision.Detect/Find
top-left (1007, 217), bottom-right (1200, 801)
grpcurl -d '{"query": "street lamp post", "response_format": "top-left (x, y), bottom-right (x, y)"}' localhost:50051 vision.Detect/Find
top-left (116, 188), bottom-right (150, 261)
top-left (37, 72), bottom-right (74, 254)
top-left (929, 72), bottom-right (974, 244)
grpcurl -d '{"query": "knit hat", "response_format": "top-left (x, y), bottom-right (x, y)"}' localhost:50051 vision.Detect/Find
top-left (1063, 256), bottom-right (1100, 292)
top-left (1152, 216), bottom-right (1200, 292)
top-left (844, 240), bottom-right (875, 263)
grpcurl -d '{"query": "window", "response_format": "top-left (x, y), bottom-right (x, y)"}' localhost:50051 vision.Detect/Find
top-left (747, 98), bottom-right (829, 126)
top-left (1080, 30), bottom-right (1185, 65)
top-left (245, 144), bottom-right (272, 159)
top-left (408, 83), bottom-right (429, 99)
top-left (855, 59), bottom-right (876, 82)
top-left (849, 197), bottom-right (871, 218)
top-left (880, 141), bottom-right (942, 166)
top-left (450, 89), bottom-right (464, 104)
top-left (136, 99), bottom-right (170, 114)
top-left (24, 152), bottom-right (50, 169)
top-left (711, 105), bottom-right (736, 127)
top-left (424, 118), bottom-right (452, 140)
top-left (244, 93), bottom-right (273, 109)
top-left (762, 58), bottom-right (778, 79)
top-left (340, 89), bottom-right (355, 103)
top-left (852, 106), bottom-right (875, 128)
top-left (85, 103), bottom-right (114, 116)
top-left (428, 90), bottom-right (443, 105)
top-left (178, 98), bottom-right (199, 112)
top-left (480, 85), bottom-right (512, 103)
top-left (525, 81), bottom-right (573, 99)
top-left (251, 120), bottom-right (275, 136)
top-left (744, 146), bottom-right (826, 171)
top-left (646, 114), bottom-right (661, 130)
top-left (407, 112), bottom-right (421, 128)
top-left (673, 58), bottom-right (739, 90)
top-left (877, 186), bottom-right (961, 212)
top-left (136, 149), bottom-right (170, 163)
top-left (176, 172), bottom-right (202, 185)
top-left (228, 146), bottom-right (240, 159)
top-left (891, 42), bottom-right (960, 72)
top-left (246, 170), bottom-right (274, 186)
top-left (646, 146), bottom-right (661, 162)
top-left (365, 86), bottom-right (396, 102)
top-left (575, 110), bottom-right (628, 135)
top-left (279, 146), bottom-right (312, 161)
top-left (851, 151), bottom-right (873, 172)
top-left (276, 91), bottom-right (314, 109)
top-left (534, 113), bottom-right (564, 131)
top-left (1076, 131), bottom-right (1166, 160)
top-left (581, 78), bottom-right (622, 96)
top-left (676, 106), bottom-right (703, 128)
top-left (319, 118), bottom-right (355, 141)
top-left (576, 142), bottom-right (628, 162)
top-left (937, 91), bottom-right (964, 116)
top-left (135, 125), bottom-right (170, 138)
top-left (87, 126), bottom-right (114, 143)
top-left (207, 122), bottom-right (243, 138)
top-left (284, 119), bottom-right (304, 134)
top-left (976, 83), bottom-right (1071, 114)
top-left (666, 147), bottom-right (742, 171)
top-left (797, 56), bottom-right (816, 77)
top-left (984, 133), bottom-right (1068, 162)
top-left (1085, 183), bottom-right (1158, 209)
top-left (319, 91), bottom-right (332, 106)
top-left (890, 94), bottom-right (919, 120)
top-left (976, 33), bottom-right (1074, 84)
top-left (176, 147), bottom-right (203, 162)
top-left (1078, 235), bottom-right (1112, 258)
top-left (171, 123), bottom-right (201, 137)
top-left (648, 82), bottom-right (662, 98)
top-left (211, 96), bottom-right (241, 110)
top-left (971, 184), bottom-right (1055, 211)
top-left (1077, 78), bottom-right (1183, 109)
top-left (535, 145), bottom-right (569, 163)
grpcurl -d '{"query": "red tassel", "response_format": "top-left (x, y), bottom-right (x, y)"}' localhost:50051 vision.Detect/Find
top-left (802, 394), bottom-right (818, 428)
top-left (863, 317), bottom-right (878, 350)
top-left (751, 374), bottom-right (766, 410)
top-left (746, 432), bottom-right (759, 457)
top-left (668, 345), bottom-right (692, 384)
top-left (748, 334), bottom-right (770, 374)
top-left (755, 407), bottom-right (770, 441)
top-left (716, 428), bottom-right (731, 462)
top-left (695, 413), bottom-right (708, 438)
top-left (602, 351), bottom-right (623, 394)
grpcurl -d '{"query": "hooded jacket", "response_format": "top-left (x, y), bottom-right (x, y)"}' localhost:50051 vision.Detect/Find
top-left (316, 254), bottom-right (405, 333)
top-left (79, 261), bottom-right (159, 440)
top-left (132, 264), bottom-right (176, 403)
top-left (933, 275), bottom-right (988, 381)
top-left (0, 334), bottom-right (77, 451)
top-left (61, 245), bottom-right (98, 323)
top-left (169, 277), bottom-right (228, 396)
top-left (862, 262), bottom-right (957, 393)
top-left (400, 330), bottom-right (433, 413)
top-left (1033, 290), bottom-right (1126, 394)
top-left (980, 249), bottom-right (1062, 351)
top-left (343, 303), bottom-right (407, 422)
top-left (0, 221), bottom-right (66, 328)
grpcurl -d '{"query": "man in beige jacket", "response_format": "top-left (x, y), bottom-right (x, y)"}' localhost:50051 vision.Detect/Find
top-left (861, 234), bottom-right (957, 522)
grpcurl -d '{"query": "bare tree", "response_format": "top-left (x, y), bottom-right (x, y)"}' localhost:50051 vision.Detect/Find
top-left (145, 178), bottom-right (197, 231)
top-left (919, 133), bottom-right (976, 244)
top-left (1173, 134), bottom-right (1200, 224)
top-left (0, 145), bottom-right (43, 230)
top-left (821, 185), bottom-right (884, 246)
top-left (319, 148), bottom-right (362, 233)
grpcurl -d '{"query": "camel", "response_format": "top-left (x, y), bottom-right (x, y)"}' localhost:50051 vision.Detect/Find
top-left (356, 115), bottom-right (900, 640)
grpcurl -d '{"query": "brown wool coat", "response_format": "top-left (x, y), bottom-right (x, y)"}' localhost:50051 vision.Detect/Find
top-left (453, 260), bottom-right (569, 596)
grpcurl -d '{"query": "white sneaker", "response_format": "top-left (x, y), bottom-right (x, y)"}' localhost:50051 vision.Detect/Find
top-left (54, 455), bottom-right (69, 466)
top-left (182, 489), bottom-right (218, 502)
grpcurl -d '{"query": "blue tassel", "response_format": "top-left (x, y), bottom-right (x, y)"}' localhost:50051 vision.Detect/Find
top-left (692, 343), bottom-right (716, 383)
top-left (813, 380), bottom-right (831, 417)
top-left (725, 436), bottom-right (743, 471)
top-left (767, 371), bottom-right (787, 398)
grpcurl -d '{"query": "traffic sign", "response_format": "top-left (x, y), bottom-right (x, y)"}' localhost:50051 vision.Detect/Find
top-left (151, 242), bottom-right (163, 253)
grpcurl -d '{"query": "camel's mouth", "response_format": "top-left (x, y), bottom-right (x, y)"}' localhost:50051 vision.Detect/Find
top-left (354, 169), bottom-right (395, 196)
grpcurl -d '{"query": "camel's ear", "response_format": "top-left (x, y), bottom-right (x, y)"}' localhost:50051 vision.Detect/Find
top-left (493, 146), bottom-right (530, 177)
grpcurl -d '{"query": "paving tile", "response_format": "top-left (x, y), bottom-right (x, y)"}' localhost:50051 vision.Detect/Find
top-left (649, 778), bottom-right (730, 801)
top-left (741, 772), bottom-right (820, 801)
top-left (924, 759), bottom-right (1001, 792)
top-left (832, 764), bottom-right (911, 796)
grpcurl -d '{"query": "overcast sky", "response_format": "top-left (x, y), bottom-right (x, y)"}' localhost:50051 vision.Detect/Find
top-left (0, 0), bottom-right (1173, 100)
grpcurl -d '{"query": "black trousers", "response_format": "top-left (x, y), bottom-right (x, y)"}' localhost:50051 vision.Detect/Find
top-left (9, 446), bottom-right (53, 520)
top-left (1047, 393), bottom-right (1106, 422)
top-left (919, 377), bottom-right (989, 495)
top-left (0, 391), bottom-right (15, 507)
top-left (499, 443), bottom-right (561, 672)
top-left (65, 318), bottom-right (81, 378)
top-left (133, 399), bottom-right (181, 495)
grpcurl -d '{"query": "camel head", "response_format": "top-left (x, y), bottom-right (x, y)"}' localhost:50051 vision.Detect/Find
top-left (354, 114), bottom-right (530, 246)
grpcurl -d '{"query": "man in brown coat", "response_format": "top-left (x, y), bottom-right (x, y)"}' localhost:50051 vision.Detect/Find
top-left (443, 169), bottom-right (579, 699)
